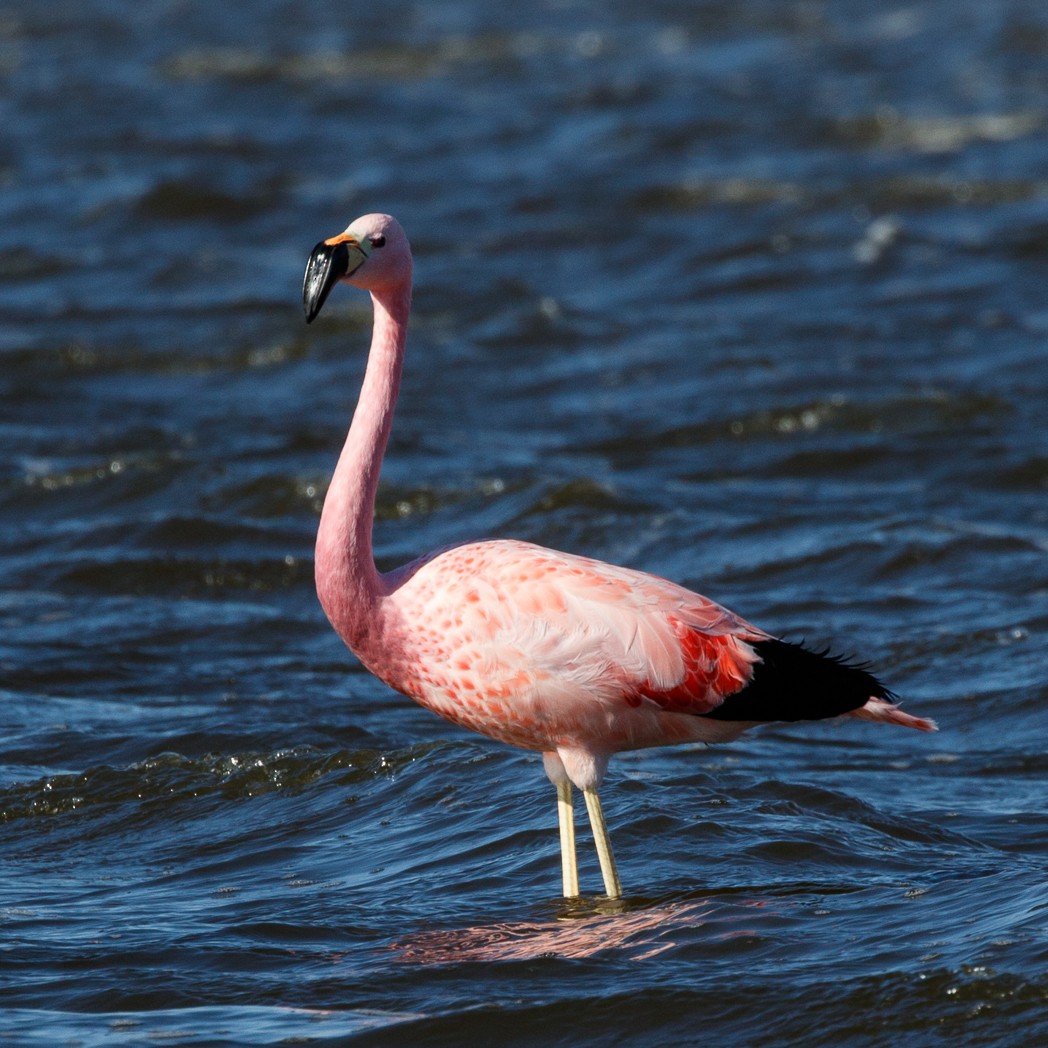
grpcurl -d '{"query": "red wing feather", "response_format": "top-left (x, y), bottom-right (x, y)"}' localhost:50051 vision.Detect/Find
top-left (632, 620), bottom-right (758, 714)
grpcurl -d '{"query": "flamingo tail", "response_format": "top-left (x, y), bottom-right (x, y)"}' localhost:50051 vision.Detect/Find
top-left (851, 697), bottom-right (938, 732)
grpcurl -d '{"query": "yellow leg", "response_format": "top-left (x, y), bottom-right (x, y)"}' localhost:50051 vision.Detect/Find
top-left (583, 787), bottom-right (622, 899)
top-left (557, 779), bottom-right (579, 898)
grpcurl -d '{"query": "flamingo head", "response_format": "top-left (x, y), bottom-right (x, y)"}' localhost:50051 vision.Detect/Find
top-left (303, 213), bottom-right (411, 322)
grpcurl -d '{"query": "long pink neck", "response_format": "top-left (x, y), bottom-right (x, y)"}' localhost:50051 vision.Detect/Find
top-left (315, 283), bottom-right (411, 647)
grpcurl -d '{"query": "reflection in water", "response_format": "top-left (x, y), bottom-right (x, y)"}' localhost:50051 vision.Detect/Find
top-left (392, 898), bottom-right (775, 964)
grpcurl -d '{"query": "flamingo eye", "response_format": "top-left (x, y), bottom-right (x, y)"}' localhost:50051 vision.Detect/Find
top-left (370, 235), bottom-right (386, 249)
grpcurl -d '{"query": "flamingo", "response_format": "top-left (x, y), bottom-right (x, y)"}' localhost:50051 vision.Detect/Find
top-left (302, 213), bottom-right (936, 900)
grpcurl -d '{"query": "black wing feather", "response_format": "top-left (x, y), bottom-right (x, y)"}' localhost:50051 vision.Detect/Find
top-left (702, 638), bottom-right (894, 723)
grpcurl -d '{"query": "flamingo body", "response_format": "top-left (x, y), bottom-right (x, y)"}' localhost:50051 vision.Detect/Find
top-left (346, 538), bottom-right (767, 771)
top-left (302, 213), bottom-right (936, 899)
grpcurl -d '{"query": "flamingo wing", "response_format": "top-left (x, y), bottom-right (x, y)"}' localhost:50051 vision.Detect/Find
top-left (384, 539), bottom-right (770, 721)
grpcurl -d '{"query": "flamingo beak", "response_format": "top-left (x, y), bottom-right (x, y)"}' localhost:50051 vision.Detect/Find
top-left (303, 236), bottom-right (367, 323)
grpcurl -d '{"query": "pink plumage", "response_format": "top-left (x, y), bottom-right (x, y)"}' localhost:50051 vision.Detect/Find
top-left (302, 213), bottom-right (936, 899)
top-left (356, 539), bottom-right (767, 757)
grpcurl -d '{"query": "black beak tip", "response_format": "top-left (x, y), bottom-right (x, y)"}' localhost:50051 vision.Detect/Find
top-left (302, 240), bottom-right (351, 325)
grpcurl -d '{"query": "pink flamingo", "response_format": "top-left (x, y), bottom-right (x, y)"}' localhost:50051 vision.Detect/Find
top-left (302, 213), bottom-right (936, 900)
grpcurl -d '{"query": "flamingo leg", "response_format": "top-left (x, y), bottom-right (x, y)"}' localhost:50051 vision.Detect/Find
top-left (556, 779), bottom-right (579, 898)
top-left (583, 787), bottom-right (622, 899)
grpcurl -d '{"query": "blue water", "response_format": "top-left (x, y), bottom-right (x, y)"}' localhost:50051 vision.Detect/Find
top-left (2, 1), bottom-right (1047, 1044)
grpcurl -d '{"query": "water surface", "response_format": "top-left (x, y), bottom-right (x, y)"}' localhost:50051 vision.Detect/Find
top-left (2, 1), bottom-right (1046, 1044)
